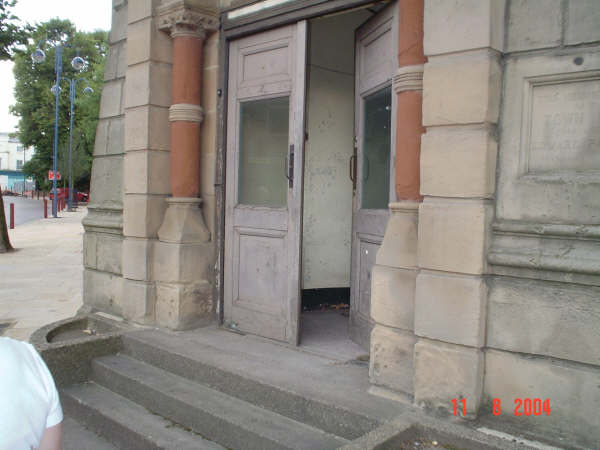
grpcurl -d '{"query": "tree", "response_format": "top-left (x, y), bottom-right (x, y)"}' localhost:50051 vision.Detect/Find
top-left (0, 0), bottom-right (28, 59)
top-left (0, 0), bottom-right (28, 253)
top-left (11, 19), bottom-right (107, 192)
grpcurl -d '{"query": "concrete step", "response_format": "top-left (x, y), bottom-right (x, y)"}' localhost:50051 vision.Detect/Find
top-left (62, 417), bottom-right (119, 450)
top-left (121, 330), bottom-right (387, 440)
top-left (92, 354), bottom-right (349, 450)
top-left (61, 382), bottom-right (224, 450)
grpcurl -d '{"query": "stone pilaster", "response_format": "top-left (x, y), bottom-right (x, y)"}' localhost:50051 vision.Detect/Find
top-left (413, 0), bottom-right (505, 418)
top-left (82, 0), bottom-right (128, 317)
top-left (120, 0), bottom-right (173, 324)
top-left (153, 0), bottom-right (217, 330)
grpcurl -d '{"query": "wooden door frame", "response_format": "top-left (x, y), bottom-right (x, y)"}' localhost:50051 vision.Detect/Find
top-left (214, 0), bottom-right (394, 326)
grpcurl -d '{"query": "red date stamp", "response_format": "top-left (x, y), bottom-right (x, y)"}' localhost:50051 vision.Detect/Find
top-left (452, 398), bottom-right (551, 417)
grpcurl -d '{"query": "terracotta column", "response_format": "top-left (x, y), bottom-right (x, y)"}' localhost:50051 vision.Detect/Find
top-left (157, 0), bottom-right (218, 243)
top-left (394, 0), bottom-right (426, 201)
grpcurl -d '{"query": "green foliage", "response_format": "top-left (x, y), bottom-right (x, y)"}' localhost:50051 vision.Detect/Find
top-left (12, 19), bottom-right (107, 191)
top-left (0, 0), bottom-right (29, 61)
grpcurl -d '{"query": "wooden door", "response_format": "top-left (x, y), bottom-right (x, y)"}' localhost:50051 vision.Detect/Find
top-left (224, 23), bottom-right (307, 345)
top-left (350, 5), bottom-right (397, 349)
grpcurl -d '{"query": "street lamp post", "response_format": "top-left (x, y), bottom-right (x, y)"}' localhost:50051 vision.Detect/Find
top-left (32, 43), bottom-right (87, 218)
top-left (66, 78), bottom-right (93, 211)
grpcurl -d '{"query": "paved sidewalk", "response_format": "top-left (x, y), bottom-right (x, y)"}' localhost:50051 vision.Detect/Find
top-left (0, 209), bottom-right (85, 341)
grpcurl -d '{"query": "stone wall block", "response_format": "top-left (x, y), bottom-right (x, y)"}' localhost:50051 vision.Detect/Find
top-left (423, 51), bottom-right (501, 126)
top-left (506, 0), bottom-right (562, 52)
top-left (418, 199), bottom-right (493, 275)
top-left (83, 269), bottom-right (124, 316)
top-left (371, 265), bottom-right (416, 331)
top-left (487, 277), bottom-right (600, 366)
top-left (203, 31), bottom-right (219, 69)
top-left (83, 233), bottom-right (98, 269)
top-left (202, 65), bottom-right (218, 114)
top-left (370, 325), bottom-right (416, 396)
top-left (125, 62), bottom-right (172, 109)
top-left (110, 0), bottom-right (128, 44)
top-left (127, 18), bottom-right (152, 66)
top-left (202, 193), bottom-right (216, 239)
top-left (424, 0), bottom-right (505, 56)
top-left (122, 279), bottom-right (155, 323)
top-left (94, 118), bottom-right (125, 157)
top-left (376, 202), bottom-right (418, 269)
top-left (199, 148), bottom-right (216, 197)
top-left (122, 238), bottom-right (153, 281)
top-left (125, 106), bottom-right (170, 152)
top-left (566, 1), bottom-right (600, 45)
top-left (95, 234), bottom-right (123, 275)
top-left (155, 281), bottom-right (213, 330)
top-left (414, 339), bottom-right (483, 417)
top-left (104, 40), bottom-right (127, 81)
top-left (153, 241), bottom-right (214, 284)
top-left (415, 272), bottom-right (487, 347)
top-left (127, 18), bottom-right (172, 66)
top-left (420, 126), bottom-right (497, 198)
top-left (89, 156), bottom-right (124, 207)
top-left (123, 194), bottom-right (168, 238)
top-left (128, 0), bottom-right (156, 24)
top-left (484, 349), bottom-right (600, 448)
top-left (99, 79), bottom-right (124, 119)
top-left (124, 150), bottom-right (170, 195)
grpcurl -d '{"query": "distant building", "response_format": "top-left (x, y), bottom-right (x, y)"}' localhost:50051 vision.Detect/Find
top-left (0, 132), bottom-right (34, 192)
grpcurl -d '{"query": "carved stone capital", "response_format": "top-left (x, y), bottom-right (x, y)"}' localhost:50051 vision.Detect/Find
top-left (393, 64), bottom-right (424, 94)
top-left (158, 0), bottom-right (218, 39)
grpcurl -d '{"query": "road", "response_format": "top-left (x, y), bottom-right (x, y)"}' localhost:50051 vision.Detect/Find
top-left (2, 195), bottom-right (47, 226)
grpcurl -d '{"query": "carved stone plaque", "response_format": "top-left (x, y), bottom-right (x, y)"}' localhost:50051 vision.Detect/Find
top-left (527, 77), bottom-right (600, 172)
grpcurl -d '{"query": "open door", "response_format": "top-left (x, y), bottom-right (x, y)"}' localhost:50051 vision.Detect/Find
top-left (224, 23), bottom-right (307, 345)
top-left (350, 5), bottom-right (396, 349)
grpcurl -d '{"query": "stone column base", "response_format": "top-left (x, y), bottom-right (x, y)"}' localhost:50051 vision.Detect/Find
top-left (157, 197), bottom-right (210, 244)
top-left (369, 201), bottom-right (420, 397)
top-left (154, 196), bottom-right (214, 330)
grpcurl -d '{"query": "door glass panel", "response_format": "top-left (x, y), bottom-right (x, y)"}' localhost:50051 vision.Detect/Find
top-left (361, 86), bottom-right (391, 209)
top-left (238, 96), bottom-right (289, 207)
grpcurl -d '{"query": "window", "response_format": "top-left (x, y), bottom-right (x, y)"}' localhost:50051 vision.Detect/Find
top-left (16, 160), bottom-right (23, 170)
top-left (361, 86), bottom-right (392, 210)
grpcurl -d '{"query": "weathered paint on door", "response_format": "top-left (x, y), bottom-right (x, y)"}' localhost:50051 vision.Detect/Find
top-left (350, 4), bottom-right (397, 349)
top-left (224, 23), bottom-right (307, 344)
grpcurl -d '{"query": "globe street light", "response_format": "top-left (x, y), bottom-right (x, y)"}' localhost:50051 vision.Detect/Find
top-left (31, 43), bottom-right (87, 218)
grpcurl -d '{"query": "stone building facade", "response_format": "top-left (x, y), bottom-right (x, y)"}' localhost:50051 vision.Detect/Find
top-left (83, 0), bottom-right (600, 446)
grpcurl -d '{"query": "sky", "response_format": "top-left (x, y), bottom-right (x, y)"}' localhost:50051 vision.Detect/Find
top-left (0, 0), bottom-right (112, 133)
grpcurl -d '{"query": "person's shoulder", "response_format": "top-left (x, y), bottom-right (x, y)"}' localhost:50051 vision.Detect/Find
top-left (0, 337), bottom-right (41, 366)
top-left (0, 336), bottom-right (36, 354)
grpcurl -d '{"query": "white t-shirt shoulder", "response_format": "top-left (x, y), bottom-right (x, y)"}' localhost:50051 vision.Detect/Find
top-left (0, 337), bottom-right (63, 450)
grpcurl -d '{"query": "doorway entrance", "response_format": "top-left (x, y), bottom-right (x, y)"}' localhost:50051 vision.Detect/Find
top-left (223, 2), bottom-right (396, 350)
